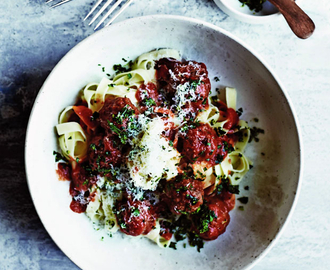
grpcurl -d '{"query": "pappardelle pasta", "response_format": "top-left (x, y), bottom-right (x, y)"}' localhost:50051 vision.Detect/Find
top-left (55, 49), bottom-right (252, 250)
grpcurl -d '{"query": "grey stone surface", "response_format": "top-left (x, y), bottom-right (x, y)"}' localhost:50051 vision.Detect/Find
top-left (0, 0), bottom-right (329, 269)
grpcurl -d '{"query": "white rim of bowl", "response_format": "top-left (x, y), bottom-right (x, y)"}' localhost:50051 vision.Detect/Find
top-left (213, 0), bottom-right (281, 23)
top-left (25, 14), bottom-right (303, 270)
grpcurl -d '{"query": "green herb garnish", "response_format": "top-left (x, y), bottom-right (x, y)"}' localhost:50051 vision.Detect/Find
top-left (53, 151), bottom-right (66, 162)
top-left (239, 0), bottom-right (266, 12)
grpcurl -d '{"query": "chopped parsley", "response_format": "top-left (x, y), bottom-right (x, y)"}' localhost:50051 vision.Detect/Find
top-left (186, 194), bottom-right (199, 205)
top-left (107, 120), bottom-right (128, 144)
top-left (172, 215), bottom-right (204, 252)
top-left (90, 143), bottom-right (96, 151)
top-left (237, 197), bottom-right (249, 204)
top-left (249, 126), bottom-right (265, 143)
top-left (239, 0), bottom-right (266, 12)
top-left (91, 111), bottom-right (99, 121)
top-left (132, 208), bottom-right (140, 216)
top-left (190, 80), bottom-right (201, 90)
top-left (214, 127), bottom-right (226, 137)
top-left (113, 61), bottom-right (133, 74)
top-left (144, 98), bottom-right (156, 107)
top-left (180, 121), bottom-right (198, 134)
top-left (196, 204), bottom-right (217, 234)
top-left (83, 179), bottom-right (89, 186)
top-left (215, 154), bottom-right (224, 164)
top-left (227, 185), bottom-right (240, 194)
top-left (223, 141), bottom-right (234, 153)
top-left (114, 105), bottom-right (134, 124)
top-left (216, 177), bottom-right (240, 195)
top-left (236, 107), bottom-right (243, 117)
top-left (53, 151), bottom-right (66, 162)
top-left (169, 242), bottom-right (177, 250)
top-left (188, 233), bottom-right (204, 252)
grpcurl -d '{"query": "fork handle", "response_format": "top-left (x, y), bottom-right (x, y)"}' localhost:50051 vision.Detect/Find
top-left (268, 0), bottom-right (315, 39)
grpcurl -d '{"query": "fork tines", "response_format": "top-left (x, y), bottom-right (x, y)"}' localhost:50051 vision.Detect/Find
top-left (46, 0), bottom-right (72, 8)
top-left (84, 0), bottom-right (133, 30)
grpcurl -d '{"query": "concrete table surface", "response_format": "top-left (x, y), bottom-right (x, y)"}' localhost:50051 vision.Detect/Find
top-left (0, 0), bottom-right (329, 269)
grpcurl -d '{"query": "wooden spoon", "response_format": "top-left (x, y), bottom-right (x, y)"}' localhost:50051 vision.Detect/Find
top-left (268, 0), bottom-right (315, 39)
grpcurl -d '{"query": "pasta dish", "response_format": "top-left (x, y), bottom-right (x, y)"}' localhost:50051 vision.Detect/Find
top-left (54, 49), bottom-right (251, 250)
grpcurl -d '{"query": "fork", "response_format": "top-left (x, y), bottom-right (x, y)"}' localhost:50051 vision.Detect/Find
top-left (84, 0), bottom-right (133, 30)
top-left (46, 0), bottom-right (73, 8)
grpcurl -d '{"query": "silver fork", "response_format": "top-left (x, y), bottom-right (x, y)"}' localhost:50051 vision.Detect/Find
top-left (84, 0), bottom-right (133, 30)
top-left (46, 0), bottom-right (73, 8)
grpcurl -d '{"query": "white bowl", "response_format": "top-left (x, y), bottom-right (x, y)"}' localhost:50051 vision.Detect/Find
top-left (213, 0), bottom-right (281, 24)
top-left (25, 15), bottom-right (302, 270)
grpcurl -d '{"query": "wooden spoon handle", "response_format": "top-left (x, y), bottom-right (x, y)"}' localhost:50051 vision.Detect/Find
top-left (268, 0), bottom-right (315, 39)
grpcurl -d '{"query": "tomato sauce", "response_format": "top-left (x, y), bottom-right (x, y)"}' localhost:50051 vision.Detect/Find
top-left (56, 163), bottom-right (71, 181)
top-left (67, 163), bottom-right (96, 213)
top-left (216, 101), bottom-right (239, 131)
top-left (70, 199), bottom-right (87, 213)
top-left (72, 106), bottom-right (97, 130)
top-left (159, 226), bottom-right (173, 241)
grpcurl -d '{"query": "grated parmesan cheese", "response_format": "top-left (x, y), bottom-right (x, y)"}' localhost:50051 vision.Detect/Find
top-left (128, 117), bottom-right (180, 191)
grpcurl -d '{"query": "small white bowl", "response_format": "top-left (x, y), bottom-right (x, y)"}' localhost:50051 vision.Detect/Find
top-left (214, 0), bottom-right (281, 24)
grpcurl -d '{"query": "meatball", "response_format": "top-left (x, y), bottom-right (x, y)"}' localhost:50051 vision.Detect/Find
top-left (116, 195), bottom-right (156, 236)
top-left (180, 123), bottom-right (235, 166)
top-left (156, 58), bottom-right (211, 114)
top-left (180, 123), bottom-right (218, 164)
top-left (165, 177), bottom-right (204, 214)
top-left (192, 196), bottom-right (230, 240)
top-left (98, 97), bottom-right (139, 139)
top-left (88, 133), bottom-right (123, 174)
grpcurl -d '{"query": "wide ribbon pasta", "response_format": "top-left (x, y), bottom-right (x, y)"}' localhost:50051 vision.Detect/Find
top-left (83, 77), bottom-right (138, 112)
top-left (56, 122), bottom-right (88, 161)
top-left (113, 48), bottom-right (181, 88)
